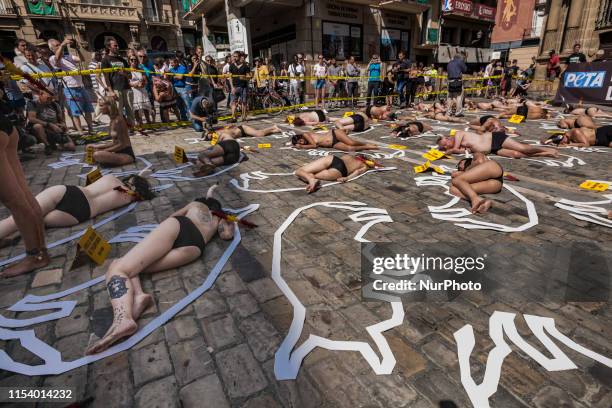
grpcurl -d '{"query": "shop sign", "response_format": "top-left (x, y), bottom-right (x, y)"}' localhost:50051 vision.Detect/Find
top-left (475, 3), bottom-right (496, 21)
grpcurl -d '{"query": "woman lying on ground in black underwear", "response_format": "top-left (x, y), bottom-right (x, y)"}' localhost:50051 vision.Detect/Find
top-left (194, 139), bottom-right (245, 176)
top-left (437, 130), bottom-right (559, 158)
top-left (421, 111), bottom-right (466, 123)
top-left (563, 104), bottom-right (612, 118)
top-left (362, 105), bottom-right (396, 121)
top-left (86, 185), bottom-right (236, 354)
top-left (557, 115), bottom-right (597, 129)
top-left (333, 112), bottom-right (370, 132)
top-left (91, 96), bottom-right (136, 167)
top-left (468, 115), bottom-right (520, 135)
top-left (203, 124), bottom-right (282, 142)
top-left (291, 129), bottom-right (378, 151)
top-left (295, 154), bottom-right (380, 193)
top-left (541, 125), bottom-right (612, 148)
top-left (0, 175), bottom-right (155, 249)
top-left (391, 120), bottom-right (432, 137)
top-left (497, 101), bottom-right (551, 120)
top-left (288, 110), bottom-right (327, 126)
top-left (450, 152), bottom-right (504, 214)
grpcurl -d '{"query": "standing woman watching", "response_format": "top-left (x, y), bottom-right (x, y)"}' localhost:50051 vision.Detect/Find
top-left (0, 113), bottom-right (49, 278)
top-left (365, 55), bottom-right (382, 107)
top-left (346, 56), bottom-right (360, 109)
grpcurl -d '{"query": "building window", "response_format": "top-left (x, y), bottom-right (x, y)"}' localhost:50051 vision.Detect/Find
top-left (441, 26), bottom-right (455, 44)
top-left (322, 21), bottom-right (362, 61)
top-left (380, 29), bottom-right (410, 61)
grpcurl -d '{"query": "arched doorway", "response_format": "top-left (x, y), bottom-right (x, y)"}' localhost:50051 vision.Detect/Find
top-left (150, 36), bottom-right (167, 51)
top-left (93, 32), bottom-right (128, 51)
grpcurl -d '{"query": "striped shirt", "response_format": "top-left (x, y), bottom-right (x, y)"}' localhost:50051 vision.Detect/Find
top-left (88, 61), bottom-right (99, 92)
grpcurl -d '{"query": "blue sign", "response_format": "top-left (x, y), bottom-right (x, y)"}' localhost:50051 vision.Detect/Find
top-left (563, 71), bottom-right (606, 88)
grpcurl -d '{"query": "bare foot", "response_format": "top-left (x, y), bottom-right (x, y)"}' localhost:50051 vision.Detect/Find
top-left (607, 210), bottom-right (612, 220)
top-left (132, 293), bottom-right (154, 320)
top-left (85, 318), bottom-right (138, 355)
top-left (471, 198), bottom-right (493, 214)
top-left (0, 252), bottom-right (50, 279)
top-left (306, 180), bottom-right (321, 194)
top-left (271, 125), bottom-right (281, 133)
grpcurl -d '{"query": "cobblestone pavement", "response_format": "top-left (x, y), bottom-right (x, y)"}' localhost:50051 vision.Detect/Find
top-left (0, 106), bottom-right (611, 408)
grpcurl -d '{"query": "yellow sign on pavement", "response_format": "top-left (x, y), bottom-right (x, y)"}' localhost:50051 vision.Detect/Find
top-left (257, 143), bottom-right (271, 148)
top-left (174, 145), bottom-right (188, 164)
top-left (508, 115), bottom-right (525, 124)
top-left (77, 227), bottom-right (111, 265)
top-left (85, 145), bottom-right (95, 165)
top-left (422, 149), bottom-right (447, 161)
top-left (579, 180), bottom-right (609, 192)
top-left (86, 168), bottom-right (102, 186)
top-left (388, 144), bottom-right (407, 150)
top-left (414, 161), bottom-right (431, 173)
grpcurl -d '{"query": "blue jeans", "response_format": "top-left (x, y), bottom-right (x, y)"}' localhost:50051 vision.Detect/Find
top-left (395, 79), bottom-right (407, 105)
top-left (175, 85), bottom-right (192, 120)
top-left (192, 120), bottom-right (203, 132)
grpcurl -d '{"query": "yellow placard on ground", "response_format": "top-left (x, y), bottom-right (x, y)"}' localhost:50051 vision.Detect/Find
top-left (579, 180), bottom-right (609, 192)
top-left (388, 144), bottom-right (407, 150)
top-left (78, 227), bottom-right (111, 265)
top-left (431, 164), bottom-right (446, 174)
top-left (422, 149), bottom-right (447, 161)
top-left (210, 132), bottom-right (219, 146)
top-left (86, 168), bottom-right (102, 186)
top-left (508, 115), bottom-right (525, 124)
top-left (174, 145), bottom-right (187, 164)
top-left (314, 125), bottom-right (328, 131)
top-left (84, 145), bottom-right (95, 165)
top-left (343, 111), bottom-right (354, 118)
top-left (287, 115), bottom-right (295, 124)
top-left (414, 161), bottom-right (431, 173)
top-left (449, 129), bottom-right (457, 136)
top-left (257, 143), bottom-right (271, 148)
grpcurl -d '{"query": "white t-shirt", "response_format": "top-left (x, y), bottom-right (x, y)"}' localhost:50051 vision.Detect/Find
top-left (222, 63), bottom-right (231, 74)
top-left (288, 63), bottom-right (305, 84)
top-left (49, 54), bottom-right (83, 88)
top-left (313, 63), bottom-right (326, 78)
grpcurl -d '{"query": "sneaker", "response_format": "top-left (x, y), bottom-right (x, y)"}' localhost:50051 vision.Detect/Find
top-left (300, 106), bottom-right (309, 111)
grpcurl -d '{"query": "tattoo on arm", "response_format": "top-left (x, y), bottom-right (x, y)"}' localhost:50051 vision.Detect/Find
top-left (107, 275), bottom-right (128, 299)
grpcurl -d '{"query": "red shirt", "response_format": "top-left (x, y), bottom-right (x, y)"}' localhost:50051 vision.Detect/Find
top-left (547, 55), bottom-right (560, 74)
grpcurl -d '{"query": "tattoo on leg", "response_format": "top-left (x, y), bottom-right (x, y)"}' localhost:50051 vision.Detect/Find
top-left (107, 275), bottom-right (128, 299)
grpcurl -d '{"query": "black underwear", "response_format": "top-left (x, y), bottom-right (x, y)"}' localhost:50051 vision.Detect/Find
top-left (56, 185), bottom-right (91, 223)
top-left (574, 120), bottom-right (582, 129)
top-left (331, 129), bottom-right (339, 147)
top-left (479, 115), bottom-right (494, 125)
top-left (314, 109), bottom-right (326, 122)
top-left (350, 114), bottom-right (365, 132)
top-left (493, 163), bottom-right (504, 191)
top-left (218, 139), bottom-right (240, 164)
top-left (198, 197), bottom-right (222, 213)
top-left (516, 104), bottom-right (528, 118)
top-left (116, 146), bottom-right (136, 160)
top-left (408, 121), bottom-right (424, 133)
top-left (237, 125), bottom-right (247, 139)
top-left (491, 131), bottom-right (509, 154)
top-left (365, 105), bottom-right (373, 119)
top-left (172, 216), bottom-right (206, 254)
top-left (0, 113), bottom-right (14, 135)
top-left (595, 125), bottom-right (612, 147)
top-left (329, 155), bottom-right (348, 178)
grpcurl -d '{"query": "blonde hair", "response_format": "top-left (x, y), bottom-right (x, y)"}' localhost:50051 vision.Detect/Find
top-left (100, 96), bottom-right (119, 118)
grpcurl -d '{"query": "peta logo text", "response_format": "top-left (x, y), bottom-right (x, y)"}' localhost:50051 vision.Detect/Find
top-left (563, 71), bottom-right (605, 88)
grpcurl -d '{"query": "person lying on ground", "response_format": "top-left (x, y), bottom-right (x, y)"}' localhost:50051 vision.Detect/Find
top-left (91, 96), bottom-right (136, 167)
top-left (422, 111), bottom-right (466, 123)
top-left (563, 104), bottom-right (612, 118)
top-left (437, 130), bottom-right (559, 158)
top-left (362, 105), bottom-right (396, 121)
top-left (468, 115), bottom-right (520, 135)
top-left (85, 185), bottom-right (238, 355)
top-left (26, 91), bottom-right (75, 154)
top-left (287, 109), bottom-right (327, 126)
top-left (392, 120), bottom-right (432, 137)
top-left (0, 175), bottom-right (154, 249)
top-left (295, 154), bottom-right (380, 193)
top-left (541, 125), bottom-right (612, 148)
top-left (194, 139), bottom-right (245, 176)
top-left (333, 112), bottom-right (370, 132)
top-left (557, 115), bottom-right (597, 129)
top-left (497, 102), bottom-right (551, 120)
top-left (450, 152), bottom-right (504, 214)
top-left (291, 129), bottom-right (378, 151)
top-left (203, 124), bottom-right (282, 142)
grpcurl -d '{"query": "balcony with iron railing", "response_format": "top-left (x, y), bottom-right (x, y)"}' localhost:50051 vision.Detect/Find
top-left (0, 2), bottom-right (17, 16)
top-left (142, 7), bottom-right (173, 24)
top-left (596, 0), bottom-right (612, 30)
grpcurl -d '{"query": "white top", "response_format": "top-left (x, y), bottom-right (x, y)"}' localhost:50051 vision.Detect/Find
top-left (19, 61), bottom-right (56, 92)
top-left (222, 63), bottom-right (231, 74)
top-left (313, 63), bottom-right (326, 78)
top-left (49, 54), bottom-right (83, 88)
top-left (288, 63), bottom-right (305, 83)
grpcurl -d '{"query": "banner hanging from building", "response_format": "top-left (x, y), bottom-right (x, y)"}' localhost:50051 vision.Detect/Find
top-left (554, 61), bottom-right (612, 106)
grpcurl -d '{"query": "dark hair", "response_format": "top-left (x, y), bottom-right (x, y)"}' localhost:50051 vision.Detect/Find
top-left (457, 158), bottom-right (472, 171)
top-left (563, 104), bottom-right (575, 114)
top-left (293, 117), bottom-right (305, 127)
top-left (122, 175), bottom-right (155, 201)
top-left (15, 39), bottom-right (27, 47)
top-left (104, 37), bottom-right (117, 49)
top-left (291, 134), bottom-right (304, 145)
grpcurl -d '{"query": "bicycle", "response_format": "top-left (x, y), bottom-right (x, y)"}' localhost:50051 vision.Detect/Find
top-left (242, 82), bottom-right (286, 116)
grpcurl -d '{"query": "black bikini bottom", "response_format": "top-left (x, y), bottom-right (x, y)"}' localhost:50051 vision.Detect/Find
top-left (329, 155), bottom-right (348, 178)
top-left (56, 185), bottom-right (91, 223)
top-left (491, 131), bottom-right (509, 154)
top-left (218, 139), bottom-right (240, 164)
top-left (172, 216), bottom-right (206, 253)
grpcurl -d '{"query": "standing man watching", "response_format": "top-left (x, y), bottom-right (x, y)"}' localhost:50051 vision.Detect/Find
top-left (447, 53), bottom-right (467, 117)
top-left (545, 49), bottom-right (561, 98)
top-left (137, 49), bottom-right (156, 123)
top-left (48, 38), bottom-right (95, 135)
top-left (326, 57), bottom-right (340, 109)
top-left (288, 54), bottom-right (306, 106)
top-left (229, 51), bottom-right (250, 122)
top-left (346, 56), bottom-right (360, 109)
top-left (168, 57), bottom-right (192, 121)
top-left (101, 38), bottom-right (134, 126)
top-left (394, 51), bottom-right (410, 107)
top-left (365, 54), bottom-right (382, 107)
top-left (222, 55), bottom-right (232, 110)
top-left (567, 43), bottom-right (587, 64)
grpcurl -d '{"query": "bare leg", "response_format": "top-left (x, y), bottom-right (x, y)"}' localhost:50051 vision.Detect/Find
top-left (501, 138), bottom-right (559, 158)
top-left (84, 112), bottom-right (94, 133)
top-left (450, 162), bottom-right (503, 213)
top-left (333, 142), bottom-right (378, 152)
top-left (0, 128), bottom-right (49, 278)
top-left (295, 155), bottom-right (338, 192)
top-left (335, 131), bottom-right (376, 148)
top-left (241, 124), bottom-right (281, 137)
top-left (93, 151), bottom-right (136, 167)
top-left (334, 118), bottom-right (355, 130)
